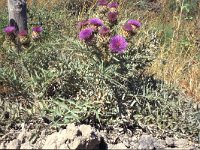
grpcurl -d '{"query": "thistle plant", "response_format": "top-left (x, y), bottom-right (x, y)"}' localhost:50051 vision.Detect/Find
top-left (32, 26), bottom-right (43, 41)
top-left (3, 26), bottom-right (16, 41)
top-left (77, 0), bottom-right (141, 62)
top-left (2, 26), bottom-right (16, 49)
top-left (17, 30), bottom-right (30, 48)
top-left (2, 25), bottom-right (43, 50)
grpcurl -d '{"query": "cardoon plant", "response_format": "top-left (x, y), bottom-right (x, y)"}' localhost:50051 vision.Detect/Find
top-left (77, 1), bottom-right (141, 62)
top-left (108, 2), bottom-right (119, 12)
top-left (97, 0), bottom-right (109, 13)
top-left (3, 26), bottom-right (16, 41)
top-left (32, 26), bottom-right (43, 40)
top-left (127, 19), bottom-right (142, 29)
top-left (79, 27), bottom-right (94, 41)
top-left (18, 30), bottom-right (30, 45)
top-left (109, 35), bottom-right (128, 53)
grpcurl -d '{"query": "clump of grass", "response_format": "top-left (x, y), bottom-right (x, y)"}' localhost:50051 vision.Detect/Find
top-left (0, 0), bottom-right (199, 143)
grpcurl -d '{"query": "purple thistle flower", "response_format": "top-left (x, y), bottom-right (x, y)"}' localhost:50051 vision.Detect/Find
top-left (122, 23), bottom-right (133, 31)
top-left (3, 26), bottom-right (15, 34)
top-left (97, 0), bottom-right (108, 6)
top-left (108, 2), bottom-right (119, 8)
top-left (79, 27), bottom-right (94, 40)
top-left (77, 20), bottom-right (88, 30)
top-left (18, 30), bottom-right (28, 36)
top-left (109, 35), bottom-right (128, 53)
top-left (108, 12), bottom-right (118, 23)
top-left (32, 26), bottom-right (43, 33)
top-left (99, 26), bottom-right (110, 36)
top-left (88, 18), bottom-right (103, 26)
top-left (127, 20), bottom-right (141, 28)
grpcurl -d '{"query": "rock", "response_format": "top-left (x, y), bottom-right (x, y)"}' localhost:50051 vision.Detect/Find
top-left (174, 138), bottom-right (189, 148)
top-left (20, 142), bottom-right (33, 149)
top-left (138, 134), bottom-right (155, 150)
top-left (185, 145), bottom-right (196, 150)
top-left (154, 139), bottom-right (166, 149)
top-left (0, 142), bottom-right (6, 149)
top-left (42, 132), bottom-right (57, 149)
top-left (108, 143), bottom-right (127, 149)
top-left (59, 144), bottom-right (69, 149)
top-left (130, 142), bottom-right (139, 149)
top-left (17, 129), bottom-right (26, 142)
top-left (56, 129), bottom-right (68, 148)
top-left (67, 138), bottom-right (82, 149)
top-left (79, 124), bottom-right (93, 137)
top-left (65, 123), bottom-right (80, 140)
top-left (76, 124), bottom-right (101, 149)
top-left (6, 139), bottom-right (21, 149)
top-left (132, 136), bottom-right (138, 142)
top-left (42, 123), bottom-right (101, 150)
top-left (166, 137), bottom-right (174, 147)
top-left (122, 138), bottom-right (130, 148)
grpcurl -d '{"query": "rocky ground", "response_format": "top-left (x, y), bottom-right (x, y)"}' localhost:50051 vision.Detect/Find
top-left (0, 121), bottom-right (199, 149)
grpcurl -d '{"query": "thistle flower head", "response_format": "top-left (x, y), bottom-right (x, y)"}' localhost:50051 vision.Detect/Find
top-left (77, 20), bottom-right (88, 30)
top-left (32, 26), bottom-right (43, 33)
top-left (18, 30), bottom-right (28, 36)
top-left (3, 26), bottom-right (16, 34)
top-left (88, 18), bottom-right (103, 26)
top-left (108, 12), bottom-right (118, 23)
top-left (127, 19), bottom-right (141, 28)
top-left (109, 35), bottom-right (128, 53)
top-left (108, 2), bottom-right (119, 8)
top-left (122, 23), bottom-right (133, 31)
top-left (99, 26), bottom-right (110, 36)
top-left (97, 0), bottom-right (108, 6)
top-left (79, 27), bottom-right (94, 41)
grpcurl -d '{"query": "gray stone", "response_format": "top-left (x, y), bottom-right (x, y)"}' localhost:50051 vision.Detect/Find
top-left (20, 142), bottom-right (33, 149)
top-left (42, 132), bottom-right (58, 149)
top-left (108, 143), bottom-right (127, 149)
top-left (123, 138), bottom-right (130, 148)
top-left (185, 145), bottom-right (196, 150)
top-left (138, 134), bottom-right (155, 150)
top-left (0, 142), bottom-right (6, 149)
top-left (65, 123), bottom-right (80, 140)
top-left (154, 139), bottom-right (166, 149)
top-left (166, 137), bottom-right (174, 147)
top-left (17, 129), bottom-right (26, 142)
top-left (6, 139), bottom-right (21, 149)
top-left (131, 136), bottom-right (138, 142)
top-left (130, 142), bottom-right (139, 149)
top-left (59, 144), bottom-right (69, 149)
top-left (174, 138), bottom-right (189, 148)
top-left (42, 123), bottom-right (101, 150)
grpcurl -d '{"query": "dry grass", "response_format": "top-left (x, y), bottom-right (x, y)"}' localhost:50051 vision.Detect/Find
top-left (144, 2), bottom-right (200, 102)
top-left (148, 47), bottom-right (200, 101)
top-left (0, 0), bottom-right (62, 9)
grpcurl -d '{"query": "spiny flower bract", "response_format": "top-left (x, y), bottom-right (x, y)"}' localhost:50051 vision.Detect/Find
top-left (99, 26), bottom-right (110, 36)
top-left (108, 12), bottom-right (118, 23)
top-left (122, 23), bottom-right (133, 31)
